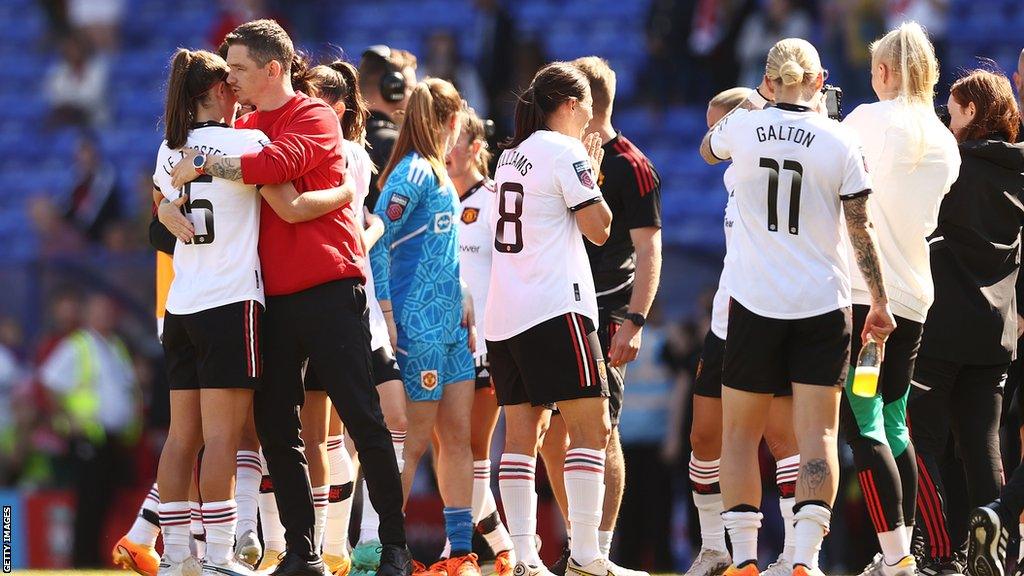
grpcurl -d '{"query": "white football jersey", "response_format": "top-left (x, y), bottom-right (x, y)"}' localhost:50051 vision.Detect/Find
top-left (457, 178), bottom-right (495, 356)
top-left (710, 165), bottom-right (737, 339)
top-left (709, 105), bottom-right (872, 319)
top-left (153, 123), bottom-right (269, 315)
top-left (344, 139), bottom-right (391, 353)
top-left (485, 130), bottom-right (603, 341)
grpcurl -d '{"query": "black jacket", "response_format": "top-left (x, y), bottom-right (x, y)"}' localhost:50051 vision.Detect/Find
top-left (366, 110), bottom-right (399, 211)
top-left (921, 137), bottom-right (1024, 364)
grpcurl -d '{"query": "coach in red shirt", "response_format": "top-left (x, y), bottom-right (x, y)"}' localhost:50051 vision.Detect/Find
top-left (170, 20), bottom-right (411, 576)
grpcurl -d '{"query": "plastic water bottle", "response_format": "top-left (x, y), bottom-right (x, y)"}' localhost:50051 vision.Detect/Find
top-left (852, 337), bottom-right (881, 398)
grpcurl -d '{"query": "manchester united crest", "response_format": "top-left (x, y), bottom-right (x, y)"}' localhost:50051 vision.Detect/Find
top-left (421, 370), bottom-right (439, 390)
top-left (461, 207), bottom-right (480, 224)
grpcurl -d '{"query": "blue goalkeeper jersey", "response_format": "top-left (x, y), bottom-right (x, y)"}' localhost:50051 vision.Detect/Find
top-left (371, 152), bottom-right (467, 344)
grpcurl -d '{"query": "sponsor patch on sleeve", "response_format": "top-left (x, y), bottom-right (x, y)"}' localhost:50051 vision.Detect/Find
top-left (386, 193), bottom-right (410, 221)
top-left (573, 160), bottom-right (595, 189)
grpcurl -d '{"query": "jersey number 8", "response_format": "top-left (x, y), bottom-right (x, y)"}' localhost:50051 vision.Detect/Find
top-left (494, 182), bottom-right (524, 253)
top-left (760, 158), bottom-right (803, 235)
top-left (183, 175), bottom-right (216, 245)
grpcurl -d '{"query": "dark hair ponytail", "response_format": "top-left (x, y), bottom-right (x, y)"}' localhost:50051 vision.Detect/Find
top-left (289, 50), bottom-right (312, 94)
top-left (503, 62), bottom-right (589, 149)
top-left (164, 48), bottom-right (229, 149)
top-left (329, 60), bottom-right (369, 144)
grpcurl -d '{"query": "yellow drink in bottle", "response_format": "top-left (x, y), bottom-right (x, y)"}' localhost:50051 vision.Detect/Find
top-left (852, 365), bottom-right (880, 397)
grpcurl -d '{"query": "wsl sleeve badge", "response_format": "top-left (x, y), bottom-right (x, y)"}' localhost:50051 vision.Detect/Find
top-left (574, 160), bottom-right (595, 189)
top-left (386, 193), bottom-right (410, 221)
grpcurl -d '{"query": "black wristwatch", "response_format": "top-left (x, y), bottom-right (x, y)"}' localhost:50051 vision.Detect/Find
top-left (624, 312), bottom-right (646, 327)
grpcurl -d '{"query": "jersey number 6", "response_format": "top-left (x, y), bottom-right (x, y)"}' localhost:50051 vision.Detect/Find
top-left (760, 158), bottom-right (803, 235)
top-left (494, 182), bottom-right (524, 254)
top-left (183, 175), bottom-right (216, 245)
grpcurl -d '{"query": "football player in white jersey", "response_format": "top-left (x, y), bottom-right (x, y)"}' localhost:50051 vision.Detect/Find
top-left (685, 87), bottom-right (802, 576)
top-left (486, 62), bottom-right (614, 576)
top-left (448, 108), bottom-right (516, 575)
top-left (699, 39), bottom-right (895, 576)
top-left (151, 49), bottom-right (351, 576)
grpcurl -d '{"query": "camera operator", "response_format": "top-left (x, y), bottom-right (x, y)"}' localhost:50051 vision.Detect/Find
top-left (358, 45), bottom-right (418, 208)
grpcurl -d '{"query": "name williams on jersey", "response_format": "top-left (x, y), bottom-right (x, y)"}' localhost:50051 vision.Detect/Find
top-left (497, 149), bottom-right (533, 176)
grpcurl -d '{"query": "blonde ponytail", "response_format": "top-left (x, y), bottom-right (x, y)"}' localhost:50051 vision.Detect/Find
top-left (870, 21), bottom-right (939, 106)
top-left (779, 61), bottom-right (806, 86)
top-left (766, 38), bottom-right (822, 89)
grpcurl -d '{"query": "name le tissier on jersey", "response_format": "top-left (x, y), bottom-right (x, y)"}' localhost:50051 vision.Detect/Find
top-left (485, 130), bottom-right (602, 341)
top-left (709, 105), bottom-right (871, 320)
top-left (153, 124), bottom-right (271, 315)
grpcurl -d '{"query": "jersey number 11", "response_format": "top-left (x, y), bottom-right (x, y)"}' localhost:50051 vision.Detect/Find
top-left (760, 158), bottom-right (803, 235)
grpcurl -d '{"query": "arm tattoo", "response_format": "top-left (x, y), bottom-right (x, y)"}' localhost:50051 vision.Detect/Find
top-left (799, 458), bottom-right (831, 492)
top-left (844, 195), bottom-right (887, 304)
top-left (205, 155), bottom-right (244, 182)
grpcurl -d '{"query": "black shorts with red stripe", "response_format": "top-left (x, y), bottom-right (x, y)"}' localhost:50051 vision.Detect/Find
top-left (596, 292), bottom-right (628, 425)
top-left (163, 300), bottom-right (263, 390)
top-left (487, 312), bottom-right (610, 408)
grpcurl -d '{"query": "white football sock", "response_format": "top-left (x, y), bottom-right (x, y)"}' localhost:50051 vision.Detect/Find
top-left (689, 455), bottom-right (727, 553)
top-left (258, 450), bottom-right (286, 553)
top-left (499, 453), bottom-right (541, 566)
top-left (564, 448), bottom-right (605, 566)
top-left (235, 450), bottom-right (261, 536)
top-left (793, 503), bottom-right (831, 569)
top-left (325, 435), bottom-right (355, 557)
top-left (776, 455), bottom-right (800, 562)
top-left (159, 501), bottom-right (192, 564)
top-left (313, 485), bottom-right (330, 554)
top-left (722, 508), bottom-right (762, 566)
top-left (127, 483), bottom-right (161, 546)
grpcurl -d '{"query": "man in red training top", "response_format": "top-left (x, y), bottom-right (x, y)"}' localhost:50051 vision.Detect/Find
top-left (170, 19), bottom-right (411, 576)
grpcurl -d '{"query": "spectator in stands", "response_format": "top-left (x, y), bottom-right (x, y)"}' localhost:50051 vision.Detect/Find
top-left (0, 335), bottom-right (25, 486)
top-left (44, 32), bottom-right (109, 127)
top-left (819, 0), bottom-right (885, 104)
top-left (359, 45), bottom-right (418, 208)
top-left (63, 133), bottom-right (123, 243)
top-left (66, 0), bottom-right (124, 51)
top-left (208, 0), bottom-right (284, 48)
top-left (36, 0), bottom-right (71, 44)
top-left (688, 0), bottom-right (755, 102)
top-left (472, 0), bottom-right (515, 129)
top-left (35, 289), bottom-right (83, 365)
top-left (886, 0), bottom-right (949, 86)
top-left (29, 195), bottom-right (85, 256)
top-left (39, 292), bottom-right (140, 567)
top-left (511, 37), bottom-right (546, 108)
top-left (1015, 48), bottom-right (1024, 133)
top-left (615, 306), bottom-right (676, 572)
top-left (640, 0), bottom-right (696, 107)
top-left (736, 0), bottom-right (813, 88)
top-left (423, 30), bottom-right (488, 116)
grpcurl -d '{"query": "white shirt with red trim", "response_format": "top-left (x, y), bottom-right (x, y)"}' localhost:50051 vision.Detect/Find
top-left (152, 124), bottom-right (269, 314)
top-left (485, 130), bottom-right (603, 341)
top-left (709, 106), bottom-right (872, 319)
